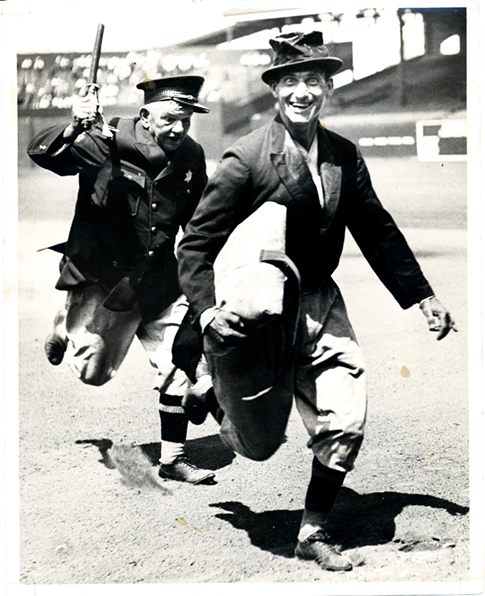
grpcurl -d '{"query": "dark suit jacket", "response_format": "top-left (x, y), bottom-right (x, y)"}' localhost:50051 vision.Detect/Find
top-left (177, 114), bottom-right (433, 323)
top-left (28, 117), bottom-right (207, 316)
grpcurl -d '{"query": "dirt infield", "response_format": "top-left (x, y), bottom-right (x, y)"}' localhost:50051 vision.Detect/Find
top-left (13, 158), bottom-right (474, 589)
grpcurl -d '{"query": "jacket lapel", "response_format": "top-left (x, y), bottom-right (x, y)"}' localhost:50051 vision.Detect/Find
top-left (269, 118), bottom-right (321, 209)
top-left (317, 125), bottom-right (342, 232)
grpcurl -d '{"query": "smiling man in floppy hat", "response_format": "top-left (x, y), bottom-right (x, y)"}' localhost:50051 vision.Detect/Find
top-left (27, 75), bottom-right (217, 485)
top-left (176, 31), bottom-right (456, 569)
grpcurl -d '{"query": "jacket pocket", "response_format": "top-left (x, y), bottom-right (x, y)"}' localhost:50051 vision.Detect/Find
top-left (93, 164), bottom-right (144, 216)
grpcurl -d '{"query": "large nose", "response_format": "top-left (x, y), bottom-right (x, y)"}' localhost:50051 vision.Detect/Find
top-left (293, 81), bottom-right (310, 99)
top-left (172, 119), bottom-right (185, 134)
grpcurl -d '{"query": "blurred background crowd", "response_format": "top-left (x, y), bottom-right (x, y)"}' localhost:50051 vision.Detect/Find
top-left (16, 6), bottom-right (466, 164)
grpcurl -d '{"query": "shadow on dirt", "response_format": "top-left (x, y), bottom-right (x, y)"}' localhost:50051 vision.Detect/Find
top-left (210, 487), bottom-right (469, 557)
top-left (76, 438), bottom-right (116, 468)
top-left (139, 434), bottom-right (236, 471)
top-left (330, 487), bottom-right (468, 549)
top-left (210, 501), bottom-right (301, 557)
top-left (76, 434), bottom-right (236, 473)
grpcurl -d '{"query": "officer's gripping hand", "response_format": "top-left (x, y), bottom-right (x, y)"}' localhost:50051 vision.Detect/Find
top-left (64, 87), bottom-right (99, 139)
top-left (419, 296), bottom-right (457, 340)
top-left (204, 309), bottom-right (247, 355)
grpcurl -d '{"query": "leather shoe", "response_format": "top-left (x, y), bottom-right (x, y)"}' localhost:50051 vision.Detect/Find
top-left (45, 310), bottom-right (68, 365)
top-left (158, 456), bottom-right (215, 485)
top-left (295, 530), bottom-right (352, 571)
top-left (44, 333), bottom-right (67, 365)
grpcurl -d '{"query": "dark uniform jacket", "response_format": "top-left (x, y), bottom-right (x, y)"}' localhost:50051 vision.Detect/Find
top-left (28, 117), bottom-right (208, 317)
top-left (177, 115), bottom-right (433, 323)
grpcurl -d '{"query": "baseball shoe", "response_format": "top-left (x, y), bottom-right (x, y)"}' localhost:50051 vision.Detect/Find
top-left (158, 456), bottom-right (216, 485)
top-left (45, 310), bottom-right (68, 365)
top-left (44, 332), bottom-right (67, 365)
top-left (295, 530), bottom-right (352, 571)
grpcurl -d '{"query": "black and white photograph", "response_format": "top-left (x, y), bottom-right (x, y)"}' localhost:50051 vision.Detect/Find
top-left (1, 0), bottom-right (483, 593)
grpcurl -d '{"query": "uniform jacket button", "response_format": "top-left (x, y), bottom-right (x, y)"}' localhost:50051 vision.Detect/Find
top-left (148, 250), bottom-right (154, 257)
top-left (151, 202), bottom-right (158, 210)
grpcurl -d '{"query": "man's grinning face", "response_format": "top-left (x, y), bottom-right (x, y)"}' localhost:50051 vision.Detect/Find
top-left (271, 69), bottom-right (333, 130)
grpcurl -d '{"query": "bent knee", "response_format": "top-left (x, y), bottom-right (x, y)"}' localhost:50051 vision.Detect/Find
top-left (79, 369), bottom-right (116, 386)
top-left (225, 433), bottom-right (285, 462)
top-left (64, 335), bottom-right (121, 386)
top-left (71, 366), bottom-right (117, 387)
top-left (245, 444), bottom-right (280, 461)
top-left (68, 357), bottom-right (118, 386)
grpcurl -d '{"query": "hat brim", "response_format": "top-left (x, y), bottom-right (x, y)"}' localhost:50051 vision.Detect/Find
top-left (261, 57), bottom-right (343, 84)
top-left (174, 98), bottom-right (210, 113)
top-left (136, 75), bottom-right (210, 113)
top-left (142, 96), bottom-right (210, 113)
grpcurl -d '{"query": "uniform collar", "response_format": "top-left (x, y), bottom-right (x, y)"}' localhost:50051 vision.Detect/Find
top-left (132, 118), bottom-right (199, 177)
top-left (133, 118), bottom-right (170, 172)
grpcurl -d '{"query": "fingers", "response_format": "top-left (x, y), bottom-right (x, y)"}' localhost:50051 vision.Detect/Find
top-left (216, 310), bottom-right (246, 330)
top-left (202, 310), bottom-right (247, 356)
top-left (79, 83), bottom-right (99, 98)
top-left (420, 297), bottom-right (457, 341)
top-left (213, 312), bottom-right (246, 338)
top-left (436, 312), bottom-right (458, 341)
top-left (72, 92), bottom-right (99, 130)
top-left (426, 315), bottom-right (441, 333)
top-left (437, 327), bottom-right (450, 341)
top-left (208, 310), bottom-right (247, 344)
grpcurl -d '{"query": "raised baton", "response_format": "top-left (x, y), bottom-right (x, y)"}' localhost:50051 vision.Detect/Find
top-left (88, 23), bottom-right (105, 88)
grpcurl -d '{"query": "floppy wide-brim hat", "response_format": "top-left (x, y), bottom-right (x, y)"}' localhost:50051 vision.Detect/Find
top-left (136, 75), bottom-right (210, 113)
top-left (261, 31), bottom-right (343, 84)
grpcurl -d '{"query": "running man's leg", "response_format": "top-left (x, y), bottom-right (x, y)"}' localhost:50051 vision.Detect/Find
top-left (62, 286), bottom-right (141, 386)
top-left (294, 284), bottom-right (367, 474)
top-left (138, 295), bottom-right (215, 484)
top-left (294, 281), bottom-right (366, 572)
top-left (205, 313), bottom-right (296, 462)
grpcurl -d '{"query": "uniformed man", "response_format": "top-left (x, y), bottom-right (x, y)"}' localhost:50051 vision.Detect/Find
top-left (28, 75), bottom-right (215, 484)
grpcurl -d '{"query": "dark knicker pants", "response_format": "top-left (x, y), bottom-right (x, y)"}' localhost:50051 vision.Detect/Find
top-left (206, 279), bottom-right (367, 473)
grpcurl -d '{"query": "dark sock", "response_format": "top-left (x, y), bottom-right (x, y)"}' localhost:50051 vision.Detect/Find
top-left (159, 393), bottom-right (188, 444)
top-left (304, 457), bottom-right (346, 514)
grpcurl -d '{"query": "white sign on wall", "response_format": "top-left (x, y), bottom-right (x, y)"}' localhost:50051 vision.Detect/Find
top-left (416, 119), bottom-right (467, 161)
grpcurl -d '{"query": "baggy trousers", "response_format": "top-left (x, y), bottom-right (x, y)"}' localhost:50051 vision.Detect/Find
top-left (207, 279), bottom-right (367, 473)
top-left (62, 286), bottom-right (189, 395)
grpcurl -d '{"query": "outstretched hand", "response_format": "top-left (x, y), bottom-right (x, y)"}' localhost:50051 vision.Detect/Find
top-left (419, 296), bottom-right (457, 340)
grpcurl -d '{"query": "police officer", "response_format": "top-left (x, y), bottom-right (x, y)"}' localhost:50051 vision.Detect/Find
top-left (28, 75), bottom-right (215, 484)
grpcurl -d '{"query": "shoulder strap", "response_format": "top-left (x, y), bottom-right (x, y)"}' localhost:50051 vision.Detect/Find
top-left (108, 117), bottom-right (146, 170)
